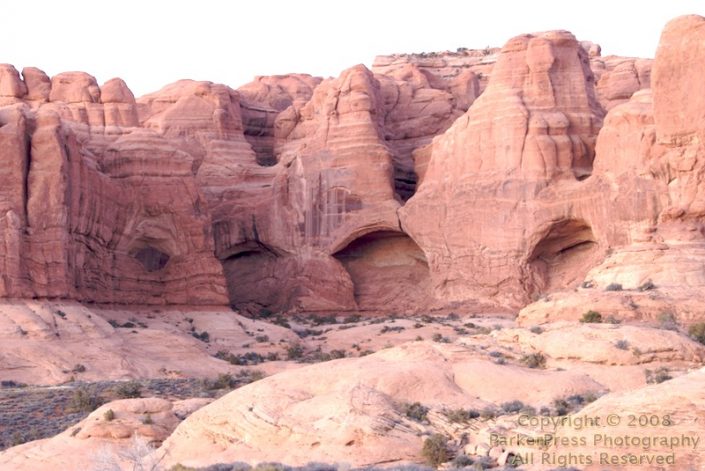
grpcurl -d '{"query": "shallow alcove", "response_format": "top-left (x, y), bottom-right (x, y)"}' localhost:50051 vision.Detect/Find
top-left (131, 246), bottom-right (170, 272)
top-left (527, 219), bottom-right (600, 296)
top-left (332, 230), bottom-right (431, 312)
top-left (222, 244), bottom-right (282, 314)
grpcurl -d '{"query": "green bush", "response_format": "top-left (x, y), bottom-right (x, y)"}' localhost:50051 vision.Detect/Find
top-left (70, 387), bottom-right (101, 413)
top-left (114, 380), bottom-right (142, 398)
top-left (443, 408), bottom-right (480, 423)
top-left (402, 402), bottom-right (429, 422)
top-left (421, 434), bottom-right (449, 467)
top-left (501, 400), bottom-right (525, 413)
top-left (688, 322), bottom-right (705, 345)
top-left (645, 367), bottom-right (672, 384)
top-left (658, 312), bottom-right (679, 331)
top-left (580, 310), bottom-right (602, 323)
top-left (521, 352), bottom-right (547, 369)
top-left (286, 343), bottom-right (305, 360)
top-left (103, 408), bottom-right (115, 421)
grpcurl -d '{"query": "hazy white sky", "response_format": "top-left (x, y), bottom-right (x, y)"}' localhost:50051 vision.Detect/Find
top-left (2, 1), bottom-right (702, 97)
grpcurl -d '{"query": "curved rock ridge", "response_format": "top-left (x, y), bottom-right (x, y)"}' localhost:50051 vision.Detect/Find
top-left (156, 341), bottom-right (604, 468)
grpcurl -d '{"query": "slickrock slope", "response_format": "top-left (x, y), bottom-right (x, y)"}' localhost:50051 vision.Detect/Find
top-left (0, 300), bottom-right (299, 385)
top-left (0, 397), bottom-right (211, 471)
top-left (157, 341), bottom-right (604, 468)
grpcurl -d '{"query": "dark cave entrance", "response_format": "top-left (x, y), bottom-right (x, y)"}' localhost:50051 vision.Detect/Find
top-left (527, 219), bottom-right (599, 296)
top-left (222, 243), bottom-right (281, 314)
top-left (332, 230), bottom-right (431, 312)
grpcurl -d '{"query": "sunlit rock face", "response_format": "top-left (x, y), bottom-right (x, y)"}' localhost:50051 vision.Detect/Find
top-left (0, 16), bottom-right (701, 316)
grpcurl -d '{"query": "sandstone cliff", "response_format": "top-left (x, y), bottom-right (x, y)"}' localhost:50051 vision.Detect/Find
top-left (0, 17), bottom-right (692, 322)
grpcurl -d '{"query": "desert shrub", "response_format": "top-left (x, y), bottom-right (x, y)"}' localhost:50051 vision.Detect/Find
top-left (380, 325), bottom-right (405, 334)
top-left (614, 340), bottom-right (629, 350)
top-left (55, 310), bottom-right (67, 319)
top-left (529, 326), bottom-right (543, 334)
top-left (204, 373), bottom-right (238, 390)
top-left (0, 380), bottom-right (27, 388)
top-left (343, 314), bottom-right (362, 323)
top-left (237, 369), bottom-right (265, 384)
top-left (296, 328), bottom-right (323, 338)
top-left (480, 406), bottom-right (497, 419)
top-left (192, 330), bottom-right (210, 342)
top-left (501, 400), bottom-right (525, 414)
top-left (104, 409), bottom-right (115, 421)
top-left (215, 350), bottom-right (265, 366)
top-left (286, 343), bottom-right (305, 360)
top-left (311, 315), bottom-right (337, 326)
top-left (552, 398), bottom-right (570, 416)
top-left (443, 408), bottom-right (480, 423)
top-left (452, 454), bottom-right (474, 467)
top-left (521, 352), bottom-right (547, 369)
top-left (605, 283), bottom-right (623, 291)
top-left (256, 308), bottom-right (274, 319)
top-left (645, 367), bottom-right (672, 384)
top-left (272, 316), bottom-right (291, 329)
top-left (580, 310), bottom-right (602, 323)
top-left (488, 350), bottom-right (503, 358)
top-left (70, 387), bottom-right (101, 412)
top-left (255, 335), bottom-right (269, 343)
top-left (329, 349), bottom-right (346, 359)
top-left (253, 463), bottom-right (291, 471)
top-left (72, 364), bottom-right (87, 373)
top-left (605, 315), bottom-right (621, 324)
top-left (688, 322), bottom-right (705, 345)
top-left (431, 333), bottom-right (450, 343)
top-left (114, 380), bottom-right (142, 398)
top-left (421, 434), bottom-right (449, 467)
top-left (141, 414), bottom-right (153, 425)
top-left (402, 402), bottom-right (429, 422)
top-left (638, 280), bottom-right (656, 291)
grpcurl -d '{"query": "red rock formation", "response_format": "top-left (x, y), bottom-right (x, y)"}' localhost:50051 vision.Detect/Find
top-left (401, 30), bottom-right (606, 308)
top-left (0, 17), bottom-right (701, 317)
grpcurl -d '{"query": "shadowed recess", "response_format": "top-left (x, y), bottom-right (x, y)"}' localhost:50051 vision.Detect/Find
top-left (527, 219), bottom-right (600, 296)
top-left (333, 230), bottom-right (431, 312)
top-left (132, 246), bottom-right (170, 272)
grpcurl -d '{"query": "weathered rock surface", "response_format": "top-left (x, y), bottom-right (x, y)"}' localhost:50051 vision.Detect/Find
top-left (401, 30), bottom-right (606, 309)
top-left (0, 397), bottom-right (211, 470)
top-left (0, 15), bottom-right (700, 321)
top-left (157, 341), bottom-right (603, 468)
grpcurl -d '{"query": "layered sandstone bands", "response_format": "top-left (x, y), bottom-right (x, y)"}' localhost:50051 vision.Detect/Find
top-left (0, 16), bottom-right (696, 320)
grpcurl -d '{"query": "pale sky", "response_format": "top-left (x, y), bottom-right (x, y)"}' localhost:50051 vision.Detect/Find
top-left (2, 1), bottom-right (702, 97)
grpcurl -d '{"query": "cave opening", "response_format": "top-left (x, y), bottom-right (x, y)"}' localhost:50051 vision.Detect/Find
top-left (222, 243), bottom-right (281, 315)
top-left (527, 219), bottom-right (599, 296)
top-left (332, 230), bottom-right (431, 312)
top-left (132, 246), bottom-right (171, 272)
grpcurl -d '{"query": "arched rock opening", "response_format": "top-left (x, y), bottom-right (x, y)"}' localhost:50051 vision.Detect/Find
top-left (332, 230), bottom-right (431, 312)
top-left (527, 219), bottom-right (599, 296)
top-left (131, 246), bottom-right (170, 272)
top-left (222, 243), bottom-right (281, 315)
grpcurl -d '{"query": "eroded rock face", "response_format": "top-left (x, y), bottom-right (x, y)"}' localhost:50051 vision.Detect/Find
top-left (0, 16), bottom-right (702, 317)
top-left (401, 30), bottom-right (606, 308)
